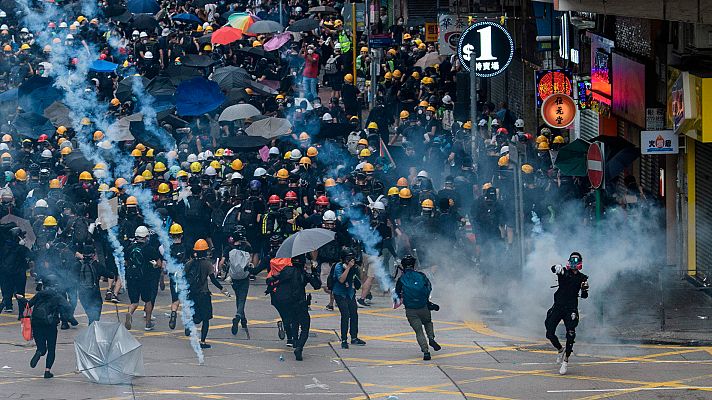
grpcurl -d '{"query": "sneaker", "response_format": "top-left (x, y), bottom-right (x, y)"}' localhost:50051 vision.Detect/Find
top-left (286, 339), bottom-right (294, 348)
top-left (341, 341), bottom-right (349, 349)
top-left (124, 313), bottom-right (132, 330)
top-left (159, 280), bottom-right (165, 291)
top-left (43, 371), bottom-right (54, 379)
top-left (169, 312), bottom-right (177, 330)
top-left (357, 298), bottom-right (370, 308)
top-left (325, 304), bottom-right (334, 311)
top-left (559, 361), bottom-right (568, 375)
top-left (249, 275), bottom-right (256, 281)
top-left (200, 342), bottom-right (211, 349)
top-left (60, 321), bottom-right (70, 330)
top-left (3, 306), bottom-right (13, 313)
top-left (294, 347), bottom-right (303, 361)
top-left (351, 338), bottom-right (366, 346)
top-left (365, 293), bottom-right (373, 301)
top-left (244, 326), bottom-right (250, 340)
top-left (429, 339), bottom-right (441, 351)
top-left (105, 291), bottom-right (112, 302)
top-left (110, 294), bottom-right (119, 304)
top-left (277, 321), bottom-right (285, 340)
top-left (69, 318), bottom-right (79, 326)
top-left (556, 349), bottom-right (564, 364)
top-left (185, 328), bottom-right (191, 337)
top-left (423, 352), bottom-right (431, 361)
top-left (231, 318), bottom-right (239, 335)
top-left (30, 352), bottom-right (41, 368)
top-left (144, 322), bottom-right (155, 331)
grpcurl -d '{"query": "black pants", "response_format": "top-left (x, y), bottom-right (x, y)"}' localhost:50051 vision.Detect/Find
top-left (545, 305), bottom-right (579, 357)
top-left (78, 288), bottom-right (102, 325)
top-left (275, 303), bottom-right (311, 349)
top-left (334, 295), bottom-right (358, 341)
top-left (32, 322), bottom-right (58, 369)
top-left (1, 271), bottom-right (26, 311)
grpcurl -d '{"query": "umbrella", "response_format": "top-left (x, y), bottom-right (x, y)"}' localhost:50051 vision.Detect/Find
top-left (287, 18), bottom-right (319, 32)
top-left (0, 88), bottom-right (17, 102)
top-left (146, 76), bottom-right (176, 102)
top-left (414, 52), bottom-right (444, 69)
top-left (246, 116), bottom-right (291, 139)
top-left (210, 66), bottom-right (252, 90)
top-left (198, 33), bottom-right (212, 45)
top-left (245, 80), bottom-right (278, 95)
top-left (0, 215), bottom-right (35, 249)
top-left (181, 54), bottom-right (220, 69)
top-left (163, 64), bottom-right (201, 85)
top-left (174, 77), bottom-right (225, 117)
top-left (113, 10), bottom-right (134, 24)
top-left (275, 228), bottom-right (336, 258)
top-left (62, 151), bottom-right (94, 172)
top-left (219, 135), bottom-right (270, 149)
top-left (211, 26), bottom-right (243, 45)
top-left (43, 101), bottom-right (72, 128)
top-left (18, 85), bottom-right (61, 114)
top-left (89, 59), bottom-right (118, 73)
top-left (293, 97), bottom-right (313, 110)
top-left (127, 0), bottom-right (158, 14)
top-left (130, 13), bottom-right (158, 30)
top-left (129, 120), bottom-right (175, 150)
top-left (264, 32), bottom-right (292, 51)
top-left (555, 138), bottom-right (590, 176)
top-left (236, 46), bottom-right (277, 61)
top-left (590, 135), bottom-right (640, 180)
top-left (103, 3), bottom-right (127, 17)
top-left (172, 13), bottom-right (202, 24)
top-left (227, 12), bottom-right (257, 31)
top-left (156, 108), bottom-right (188, 128)
top-left (308, 5), bottom-right (337, 13)
top-left (219, 104), bottom-right (261, 121)
top-left (74, 321), bottom-right (144, 385)
top-left (107, 113), bottom-right (142, 142)
top-left (115, 75), bottom-right (150, 103)
top-left (12, 113), bottom-right (55, 139)
top-left (246, 20), bottom-right (282, 34)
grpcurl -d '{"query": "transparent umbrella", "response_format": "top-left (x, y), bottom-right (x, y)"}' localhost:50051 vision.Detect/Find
top-left (74, 321), bottom-right (144, 385)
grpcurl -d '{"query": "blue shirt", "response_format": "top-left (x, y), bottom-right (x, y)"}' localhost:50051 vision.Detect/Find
top-left (331, 262), bottom-right (356, 298)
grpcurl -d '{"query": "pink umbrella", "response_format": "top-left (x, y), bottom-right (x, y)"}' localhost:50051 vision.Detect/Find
top-left (264, 32), bottom-right (292, 51)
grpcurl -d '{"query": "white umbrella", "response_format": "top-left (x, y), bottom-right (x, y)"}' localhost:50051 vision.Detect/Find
top-left (275, 228), bottom-right (336, 258)
top-left (293, 97), bottom-right (313, 110)
top-left (219, 103), bottom-right (262, 121)
top-left (245, 117), bottom-right (292, 139)
top-left (74, 321), bottom-right (144, 385)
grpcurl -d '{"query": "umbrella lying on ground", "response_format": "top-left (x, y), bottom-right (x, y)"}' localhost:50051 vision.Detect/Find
top-left (275, 228), bottom-right (336, 258)
top-left (146, 76), bottom-right (176, 103)
top-left (74, 322), bottom-right (144, 385)
top-left (62, 151), bottom-right (94, 172)
top-left (115, 75), bottom-right (150, 103)
top-left (174, 77), bottom-right (225, 117)
top-left (44, 101), bottom-right (72, 128)
top-left (287, 18), bottom-right (319, 32)
top-left (246, 117), bottom-right (291, 139)
top-left (163, 64), bottom-right (201, 85)
top-left (12, 113), bottom-right (55, 139)
top-left (247, 20), bottom-right (282, 34)
top-left (219, 104), bottom-right (261, 121)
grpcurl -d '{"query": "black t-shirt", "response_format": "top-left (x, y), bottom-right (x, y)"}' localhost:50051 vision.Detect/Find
top-left (552, 268), bottom-right (588, 309)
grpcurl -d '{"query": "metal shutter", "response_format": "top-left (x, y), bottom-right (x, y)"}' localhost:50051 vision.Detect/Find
top-left (506, 58), bottom-right (524, 119)
top-left (579, 109), bottom-right (599, 141)
top-left (489, 73), bottom-right (506, 108)
top-left (695, 142), bottom-right (712, 283)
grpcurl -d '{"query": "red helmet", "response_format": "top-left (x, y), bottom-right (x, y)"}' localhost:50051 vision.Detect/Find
top-left (496, 127), bottom-right (509, 135)
top-left (38, 134), bottom-right (48, 142)
top-left (268, 194), bottom-right (281, 204)
top-left (316, 195), bottom-right (329, 206)
top-left (524, 133), bottom-right (533, 141)
top-left (285, 190), bottom-right (298, 201)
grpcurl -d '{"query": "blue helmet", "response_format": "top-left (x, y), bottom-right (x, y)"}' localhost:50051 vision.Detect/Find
top-left (249, 179), bottom-right (262, 191)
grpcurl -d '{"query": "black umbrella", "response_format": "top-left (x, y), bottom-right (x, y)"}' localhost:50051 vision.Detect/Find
top-left (62, 152), bottom-right (94, 172)
top-left (18, 76), bottom-right (53, 98)
top-left (115, 75), bottom-right (150, 103)
top-left (246, 20), bottom-right (283, 34)
top-left (113, 11), bottom-right (134, 24)
top-left (181, 54), bottom-right (220, 68)
top-left (103, 4), bottom-right (127, 17)
top-left (43, 101), bottom-right (72, 128)
top-left (198, 33), bottom-right (212, 45)
top-left (163, 64), bottom-right (201, 85)
top-left (129, 120), bottom-right (175, 150)
top-left (236, 46), bottom-right (277, 61)
top-left (287, 18), bottom-right (320, 32)
top-left (130, 13), bottom-right (159, 31)
top-left (590, 135), bottom-right (640, 180)
top-left (11, 113), bottom-right (55, 139)
top-left (146, 76), bottom-right (176, 102)
top-left (308, 5), bottom-right (337, 13)
top-left (210, 66), bottom-right (252, 91)
top-left (219, 135), bottom-right (270, 149)
top-left (156, 108), bottom-right (188, 128)
top-left (18, 79), bottom-right (61, 113)
top-left (224, 88), bottom-right (250, 105)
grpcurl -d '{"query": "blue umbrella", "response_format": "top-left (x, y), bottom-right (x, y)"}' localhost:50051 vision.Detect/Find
top-left (174, 77), bottom-right (225, 117)
top-left (12, 113), bottom-right (55, 139)
top-left (127, 0), bottom-right (159, 14)
top-left (89, 59), bottom-right (119, 73)
top-left (0, 88), bottom-right (17, 102)
top-left (18, 77), bottom-right (61, 113)
top-left (172, 13), bottom-right (202, 24)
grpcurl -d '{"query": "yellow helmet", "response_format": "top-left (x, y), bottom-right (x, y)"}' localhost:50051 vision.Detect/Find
top-left (403, 33), bottom-right (411, 40)
top-left (411, 71), bottom-right (420, 80)
top-left (196, 24), bottom-right (204, 32)
top-left (537, 141), bottom-right (550, 151)
top-left (190, 162), bottom-right (202, 173)
top-left (1, 152), bottom-right (11, 160)
top-left (115, 177), bottom-right (128, 188)
top-left (498, 155), bottom-right (510, 167)
top-left (231, 159), bottom-right (243, 171)
top-left (387, 48), bottom-right (397, 56)
top-left (344, 73), bottom-right (354, 83)
top-left (61, 147), bottom-right (72, 155)
top-left (276, 168), bottom-right (289, 179)
top-left (553, 135), bottom-right (565, 144)
top-left (393, 70), bottom-right (402, 78)
top-left (93, 162), bottom-right (106, 170)
top-left (536, 135), bottom-right (549, 144)
top-left (384, 72), bottom-right (392, 80)
top-left (56, 126), bottom-right (67, 135)
top-left (367, 122), bottom-right (378, 130)
top-left (93, 130), bottom-right (104, 141)
top-left (125, 196), bottom-right (138, 206)
top-left (157, 182), bottom-right (171, 194)
top-left (418, 42), bottom-right (426, 50)
top-left (130, 148), bottom-right (142, 157)
top-left (133, 175), bottom-right (145, 184)
top-left (110, 98), bottom-right (121, 106)
top-left (324, 178), bottom-right (336, 187)
top-left (388, 187), bottom-right (399, 196)
top-left (153, 161), bottom-right (166, 173)
top-left (145, 148), bottom-right (154, 158)
top-left (57, 137), bottom-right (67, 145)
top-left (307, 146), bottom-right (318, 157)
top-left (421, 199), bottom-right (434, 209)
top-left (49, 179), bottom-right (61, 189)
top-left (360, 46), bottom-right (368, 53)
top-left (80, 117), bottom-right (91, 126)
top-left (463, 121), bottom-right (472, 129)
top-left (252, 40), bottom-right (262, 47)
top-left (299, 157), bottom-right (312, 166)
top-left (362, 162), bottom-right (374, 172)
top-left (43, 216), bottom-right (58, 227)
top-left (399, 188), bottom-right (412, 199)
top-left (426, 106), bottom-right (436, 112)
top-left (418, 100), bottom-right (429, 108)
top-left (177, 170), bottom-right (189, 178)
top-left (169, 223), bottom-right (183, 235)
top-left (359, 148), bottom-right (371, 158)
top-left (14, 169), bottom-right (27, 181)
top-left (203, 44), bottom-right (212, 51)
top-left (141, 169), bottom-right (153, 180)
top-left (521, 164), bottom-right (534, 174)
top-left (135, 143), bottom-right (146, 152)
top-left (214, 148), bottom-right (224, 157)
top-left (399, 110), bottom-right (410, 119)
top-left (482, 182), bottom-right (492, 190)
top-left (210, 160), bottom-right (221, 170)
top-left (79, 171), bottom-right (93, 181)
top-left (357, 138), bottom-right (368, 146)
top-left (284, 151), bottom-right (292, 160)
top-left (20, 43), bottom-right (31, 50)
top-left (97, 183), bottom-right (110, 192)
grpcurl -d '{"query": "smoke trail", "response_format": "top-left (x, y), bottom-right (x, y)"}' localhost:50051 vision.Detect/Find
top-left (130, 77), bottom-right (177, 152)
top-left (98, 197), bottom-right (126, 283)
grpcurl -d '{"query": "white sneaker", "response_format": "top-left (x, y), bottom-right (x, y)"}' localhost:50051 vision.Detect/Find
top-left (556, 349), bottom-right (564, 364)
top-left (559, 361), bottom-right (568, 375)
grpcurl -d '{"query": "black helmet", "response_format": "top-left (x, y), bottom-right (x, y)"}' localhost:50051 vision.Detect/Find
top-left (341, 250), bottom-right (355, 262)
top-left (401, 255), bottom-right (416, 269)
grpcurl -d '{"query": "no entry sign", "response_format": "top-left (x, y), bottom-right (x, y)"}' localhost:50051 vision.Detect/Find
top-left (587, 142), bottom-right (604, 189)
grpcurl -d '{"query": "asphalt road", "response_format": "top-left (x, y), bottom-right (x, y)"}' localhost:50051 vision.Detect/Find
top-left (1, 277), bottom-right (712, 400)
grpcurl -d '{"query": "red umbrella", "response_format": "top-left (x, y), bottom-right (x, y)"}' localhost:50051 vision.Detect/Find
top-left (211, 26), bottom-right (243, 45)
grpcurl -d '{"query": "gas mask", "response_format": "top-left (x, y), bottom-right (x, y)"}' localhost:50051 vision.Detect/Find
top-left (567, 254), bottom-right (582, 270)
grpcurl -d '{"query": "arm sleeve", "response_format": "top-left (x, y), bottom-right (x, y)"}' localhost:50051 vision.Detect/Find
top-left (308, 270), bottom-right (322, 290)
top-left (209, 273), bottom-right (224, 291)
top-left (395, 278), bottom-right (403, 298)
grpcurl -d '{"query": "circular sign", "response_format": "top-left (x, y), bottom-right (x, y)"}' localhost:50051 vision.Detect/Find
top-left (457, 21), bottom-right (514, 77)
top-left (587, 142), bottom-right (604, 189)
top-left (541, 94), bottom-right (577, 128)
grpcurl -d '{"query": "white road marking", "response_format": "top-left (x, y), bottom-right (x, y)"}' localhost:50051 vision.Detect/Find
top-left (547, 387), bottom-right (712, 393)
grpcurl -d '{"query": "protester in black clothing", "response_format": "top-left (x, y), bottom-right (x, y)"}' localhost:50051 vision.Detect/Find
top-left (123, 226), bottom-right (162, 332)
top-left (0, 227), bottom-right (30, 314)
top-left (545, 252), bottom-right (589, 375)
top-left (330, 252), bottom-right (366, 348)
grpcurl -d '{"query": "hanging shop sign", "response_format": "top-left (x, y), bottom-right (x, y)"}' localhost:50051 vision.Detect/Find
top-left (425, 22), bottom-right (438, 42)
top-left (536, 69), bottom-right (573, 107)
top-left (457, 21), bottom-right (514, 77)
top-left (577, 78), bottom-right (592, 110)
top-left (438, 14), bottom-right (468, 55)
top-left (641, 130), bottom-right (678, 155)
top-left (541, 93), bottom-right (577, 128)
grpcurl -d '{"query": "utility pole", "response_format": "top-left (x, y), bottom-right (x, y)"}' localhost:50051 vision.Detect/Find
top-left (279, 0), bottom-right (283, 27)
top-left (469, 57), bottom-right (477, 157)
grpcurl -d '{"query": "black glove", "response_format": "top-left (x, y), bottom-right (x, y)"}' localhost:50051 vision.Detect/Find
top-left (427, 301), bottom-right (440, 311)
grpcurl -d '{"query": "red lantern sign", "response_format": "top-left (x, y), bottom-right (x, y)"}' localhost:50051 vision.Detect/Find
top-left (541, 94), bottom-right (576, 128)
top-left (536, 69), bottom-right (573, 107)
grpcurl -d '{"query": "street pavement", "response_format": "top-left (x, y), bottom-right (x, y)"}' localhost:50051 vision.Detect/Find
top-left (1, 276), bottom-right (712, 400)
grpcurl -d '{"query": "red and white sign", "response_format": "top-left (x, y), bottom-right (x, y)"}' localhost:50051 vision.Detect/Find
top-left (587, 142), bottom-right (604, 189)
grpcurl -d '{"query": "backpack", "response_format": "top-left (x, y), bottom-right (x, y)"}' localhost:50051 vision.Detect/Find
top-left (271, 267), bottom-right (304, 306)
top-left (79, 261), bottom-right (98, 290)
top-left (239, 197), bottom-right (260, 228)
top-left (69, 217), bottom-right (91, 245)
top-left (185, 259), bottom-right (204, 296)
top-left (125, 243), bottom-right (145, 280)
top-left (326, 263), bottom-right (337, 291)
top-left (228, 248), bottom-right (251, 281)
top-left (185, 196), bottom-right (203, 219)
top-left (441, 109), bottom-right (454, 131)
top-left (399, 270), bottom-right (431, 309)
top-left (325, 56), bottom-right (338, 74)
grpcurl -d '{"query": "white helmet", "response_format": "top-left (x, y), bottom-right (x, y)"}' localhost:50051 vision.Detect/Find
top-left (231, 172), bottom-right (243, 180)
top-left (442, 95), bottom-right (452, 104)
top-left (290, 149), bottom-right (302, 160)
top-left (204, 149), bottom-right (213, 159)
top-left (416, 170), bottom-right (429, 178)
top-left (491, 118), bottom-right (500, 126)
top-left (0, 143), bottom-right (7, 151)
top-left (0, 11), bottom-right (6, 18)
top-left (20, 27), bottom-right (29, 33)
top-left (135, 226), bottom-right (150, 238)
top-left (35, 199), bottom-right (48, 208)
top-left (187, 153), bottom-right (197, 163)
top-left (132, 30), bottom-right (139, 36)
top-left (322, 210), bottom-right (337, 222)
top-left (139, 31), bottom-right (148, 38)
top-left (295, 6), bottom-right (302, 12)
top-left (41, 149), bottom-right (52, 158)
top-left (269, 146), bottom-right (280, 155)
top-left (514, 118), bottom-right (524, 128)
top-left (204, 166), bottom-right (217, 176)
top-left (144, 51), bottom-right (153, 59)
top-left (60, 141), bottom-right (72, 149)
top-left (59, 22), bottom-right (68, 28)
top-left (93, 169), bottom-right (106, 179)
top-left (98, 140), bottom-right (112, 150)
top-left (0, 24), bottom-right (7, 30)
top-left (334, 43), bottom-right (341, 50)
top-left (499, 146), bottom-right (509, 156)
top-left (371, 201), bottom-right (385, 211)
top-left (322, 113), bottom-right (333, 121)
top-left (65, 34), bottom-right (74, 40)
top-left (253, 167), bottom-right (267, 177)
top-left (197, 152), bottom-right (205, 161)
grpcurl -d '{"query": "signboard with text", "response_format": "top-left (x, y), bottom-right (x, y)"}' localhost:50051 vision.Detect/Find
top-left (536, 69), bottom-right (573, 107)
top-left (541, 94), bottom-right (577, 128)
top-left (425, 22), bottom-right (438, 42)
top-left (641, 130), bottom-right (678, 154)
top-left (438, 14), bottom-right (468, 55)
top-left (457, 21), bottom-right (514, 77)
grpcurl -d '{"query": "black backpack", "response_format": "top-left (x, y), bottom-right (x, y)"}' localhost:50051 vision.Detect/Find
top-left (272, 267), bottom-right (304, 305)
top-left (79, 261), bottom-right (98, 290)
top-left (326, 263), bottom-right (337, 291)
top-left (185, 196), bottom-right (203, 219)
top-left (68, 217), bottom-right (91, 245)
top-left (239, 196), bottom-right (260, 228)
top-left (185, 260), bottom-right (204, 296)
top-left (125, 243), bottom-right (145, 280)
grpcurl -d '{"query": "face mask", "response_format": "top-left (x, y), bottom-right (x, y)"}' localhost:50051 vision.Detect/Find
top-left (18, 238), bottom-right (26, 246)
top-left (307, 49), bottom-right (313, 54)
top-left (425, 115), bottom-right (431, 120)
